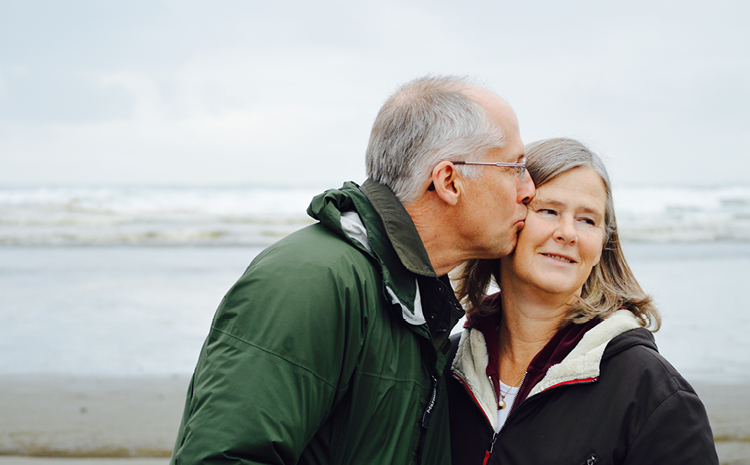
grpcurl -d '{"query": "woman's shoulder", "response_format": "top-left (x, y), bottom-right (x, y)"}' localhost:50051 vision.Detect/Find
top-left (597, 328), bottom-right (717, 463)
top-left (602, 327), bottom-right (699, 399)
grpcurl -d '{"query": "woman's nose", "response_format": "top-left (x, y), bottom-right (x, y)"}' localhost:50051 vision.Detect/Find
top-left (554, 216), bottom-right (577, 244)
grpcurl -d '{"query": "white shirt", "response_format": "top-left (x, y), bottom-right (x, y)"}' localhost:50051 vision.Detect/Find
top-left (496, 381), bottom-right (520, 432)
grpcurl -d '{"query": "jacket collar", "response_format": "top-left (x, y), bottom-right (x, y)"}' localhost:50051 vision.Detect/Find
top-left (360, 178), bottom-right (436, 278)
top-left (527, 310), bottom-right (642, 397)
top-left (463, 295), bottom-right (600, 406)
top-left (452, 308), bottom-right (642, 430)
top-left (306, 180), bottom-right (432, 328)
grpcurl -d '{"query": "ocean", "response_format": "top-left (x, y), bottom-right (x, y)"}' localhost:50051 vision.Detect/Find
top-left (1, 185), bottom-right (749, 383)
top-left (2, 184), bottom-right (750, 246)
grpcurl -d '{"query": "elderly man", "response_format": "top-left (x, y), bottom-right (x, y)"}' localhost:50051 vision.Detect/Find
top-left (170, 76), bottom-right (535, 465)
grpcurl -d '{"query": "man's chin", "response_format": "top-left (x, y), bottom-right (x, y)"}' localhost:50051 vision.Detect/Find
top-left (496, 235), bottom-right (519, 259)
top-left (475, 233), bottom-right (520, 260)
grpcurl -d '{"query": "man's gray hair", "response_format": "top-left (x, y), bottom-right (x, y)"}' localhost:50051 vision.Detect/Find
top-left (365, 75), bottom-right (507, 203)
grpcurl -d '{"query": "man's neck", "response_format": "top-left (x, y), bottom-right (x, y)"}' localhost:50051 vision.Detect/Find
top-left (405, 201), bottom-right (464, 276)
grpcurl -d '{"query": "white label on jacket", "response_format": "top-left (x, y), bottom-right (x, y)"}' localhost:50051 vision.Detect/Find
top-left (387, 280), bottom-right (426, 326)
top-left (340, 210), bottom-right (372, 253)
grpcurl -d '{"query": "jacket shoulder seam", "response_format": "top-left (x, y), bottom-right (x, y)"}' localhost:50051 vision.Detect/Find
top-left (627, 343), bottom-right (681, 377)
top-left (627, 375), bottom-right (697, 448)
top-left (210, 326), bottom-right (338, 390)
top-left (357, 371), bottom-right (430, 385)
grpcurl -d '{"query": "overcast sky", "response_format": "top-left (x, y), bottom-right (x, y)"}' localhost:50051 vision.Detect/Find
top-left (1, 0), bottom-right (748, 189)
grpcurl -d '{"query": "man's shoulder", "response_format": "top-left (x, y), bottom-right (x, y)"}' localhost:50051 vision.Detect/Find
top-left (211, 223), bottom-right (386, 343)
top-left (255, 222), bottom-right (377, 273)
top-left (224, 223), bottom-right (384, 312)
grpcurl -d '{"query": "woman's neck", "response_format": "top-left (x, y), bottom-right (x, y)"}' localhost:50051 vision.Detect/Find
top-left (496, 283), bottom-right (573, 385)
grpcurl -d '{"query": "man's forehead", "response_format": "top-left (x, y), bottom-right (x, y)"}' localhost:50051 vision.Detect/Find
top-left (509, 141), bottom-right (525, 160)
top-left (487, 142), bottom-right (524, 163)
top-left (503, 131), bottom-right (525, 162)
top-left (466, 85), bottom-right (523, 161)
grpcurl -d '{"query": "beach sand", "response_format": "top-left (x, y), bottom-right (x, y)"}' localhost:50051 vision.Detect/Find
top-left (0, 375), bottom-right (185, 459)
top-left (0, 374), bottom-right (748, 464)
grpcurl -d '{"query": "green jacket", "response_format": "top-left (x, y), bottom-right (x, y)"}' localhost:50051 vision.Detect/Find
top-left (170, 179), bottom-right (465, 465)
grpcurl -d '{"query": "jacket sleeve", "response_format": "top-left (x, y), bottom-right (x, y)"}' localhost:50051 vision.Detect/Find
top-left (623, 376), bottom-right (719, 465)
top-left (170, 244), bottom-right (371, 465)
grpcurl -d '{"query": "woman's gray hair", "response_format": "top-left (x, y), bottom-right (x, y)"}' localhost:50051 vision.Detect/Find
top-left (455, 138), bottom-right (661, 330)
top-left (365, 75), bottom-right (507, 204)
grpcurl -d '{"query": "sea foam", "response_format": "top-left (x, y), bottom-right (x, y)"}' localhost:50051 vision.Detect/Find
top-left (1, 184), bottom-right (749, 245)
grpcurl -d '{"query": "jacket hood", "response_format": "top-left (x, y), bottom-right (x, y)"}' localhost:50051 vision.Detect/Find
top-left (600, 319), bottom-right (658, 361)
top-left (306, 180), bottom-right (430, 328)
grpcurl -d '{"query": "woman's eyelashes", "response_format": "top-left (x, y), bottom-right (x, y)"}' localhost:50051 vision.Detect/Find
top-left (577, 216), bottom-right (597, 227)
top-left (532, 205), bottom-right (598, 228)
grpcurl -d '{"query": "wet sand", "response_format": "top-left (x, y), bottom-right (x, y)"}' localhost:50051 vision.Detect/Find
top-left (0, 375), bottom-right (185, 458)
top-left (0, 374), bottom-right (748, 464)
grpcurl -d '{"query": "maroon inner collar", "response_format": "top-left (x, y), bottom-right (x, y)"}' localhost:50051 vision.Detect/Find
top-left (466, 293), bottom-right (601, 410)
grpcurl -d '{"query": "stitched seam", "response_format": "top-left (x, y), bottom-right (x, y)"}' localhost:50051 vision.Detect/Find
top-left (356, 371), bottom-right (430, 385)
top-left (627, 377), bottom-right (685, 451)
top-left (211, 326), bottom-right (337, 390)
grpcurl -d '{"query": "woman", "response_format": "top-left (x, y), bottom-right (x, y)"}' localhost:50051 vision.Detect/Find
top-left (447, 138), bottom-right (718, 465)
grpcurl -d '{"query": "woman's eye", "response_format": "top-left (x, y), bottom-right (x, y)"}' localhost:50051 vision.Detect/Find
top-left (538, 208), bottom-right (557, 216)
top-left (578, 217), bottom-right (596, 226)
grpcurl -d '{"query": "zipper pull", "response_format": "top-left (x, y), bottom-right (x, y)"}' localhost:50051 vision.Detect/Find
top-left (580, 454), bottom-right (598, 465)
top-left (482, 433), bottom-right (498, 465)
top-left (421, 375), bottom-right (439, 429)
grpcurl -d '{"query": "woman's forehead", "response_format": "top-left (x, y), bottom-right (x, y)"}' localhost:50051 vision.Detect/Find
top-left (533, 168), bottom-right (607, 214)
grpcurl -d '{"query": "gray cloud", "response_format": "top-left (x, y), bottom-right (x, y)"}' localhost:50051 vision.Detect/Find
top-left (0, 0), bottom-right (748, 188)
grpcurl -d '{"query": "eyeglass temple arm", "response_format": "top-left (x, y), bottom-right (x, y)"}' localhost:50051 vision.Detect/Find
top-left (452, 161), bottom-right (525, 167)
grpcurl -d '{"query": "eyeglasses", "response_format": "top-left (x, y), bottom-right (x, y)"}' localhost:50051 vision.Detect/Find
top-left (453, 159), bottom-right (527, 181)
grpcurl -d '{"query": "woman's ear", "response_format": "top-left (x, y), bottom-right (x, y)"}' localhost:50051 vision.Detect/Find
top-left (429, 161), bottom-right (461, 206)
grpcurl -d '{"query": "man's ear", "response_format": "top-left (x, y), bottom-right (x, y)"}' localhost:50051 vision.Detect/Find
top-left (429, 161), bottom-right (462, 206)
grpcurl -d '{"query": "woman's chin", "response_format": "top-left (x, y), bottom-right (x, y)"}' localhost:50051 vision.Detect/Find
top-left (527, 277), bottom-right (585, 300)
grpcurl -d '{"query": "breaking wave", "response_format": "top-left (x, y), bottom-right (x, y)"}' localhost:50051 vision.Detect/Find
top-left (1, 184), bottom-right (749, 245)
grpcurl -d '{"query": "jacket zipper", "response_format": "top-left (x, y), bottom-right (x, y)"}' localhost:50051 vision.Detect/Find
top-left (581, 454), bottom-right (598, 465)
top-left (505, 372), bottom-right (527, 414)
top-left (421, 375), bottom-right (439, 429)
top-left (488, 375), bottom-right (498, 407)
top-left (486, 373), bottom-right (591, 462)
top-left (455, 372), bottom-right (597, 463)
top-left (452, 372), bottom-right (495, 434)
top-left (416, 375), bottom-right (439, 463)
top-left (482, 433), bottom-right (498, 465)
top-left (481, 375), bottom-right (500, 465)
top-left (454, 371), bottom-right (528, 464)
